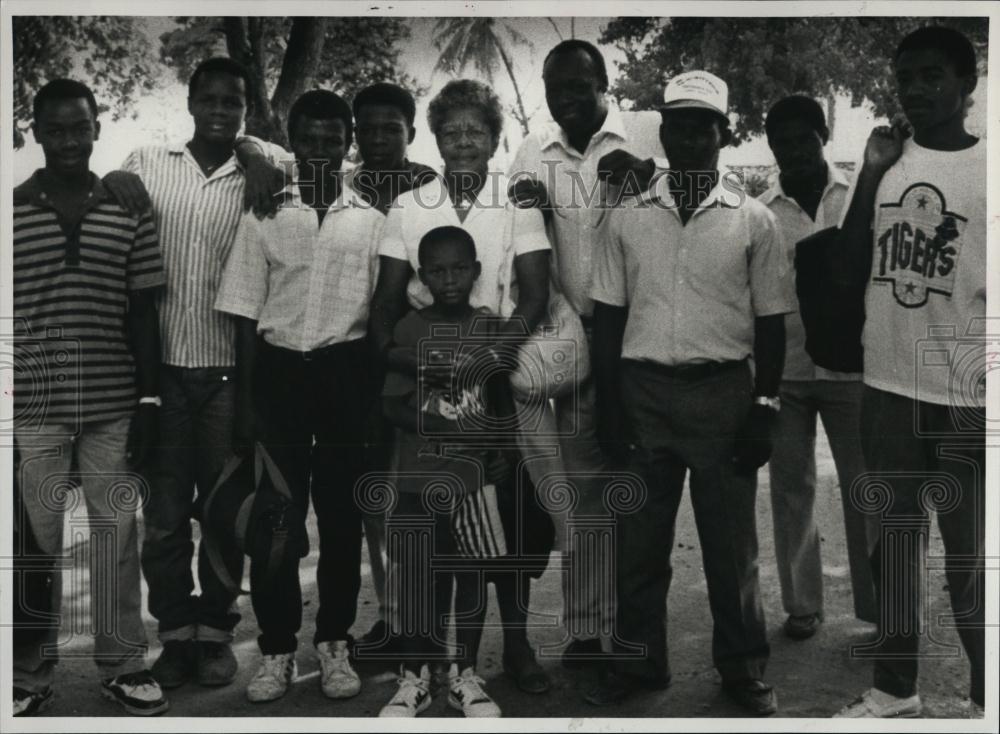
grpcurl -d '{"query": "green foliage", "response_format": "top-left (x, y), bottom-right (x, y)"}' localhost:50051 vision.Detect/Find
top-left (600, 17), bottom-right (989, 144)
top-left (12, 16), bottom-right (159, 148)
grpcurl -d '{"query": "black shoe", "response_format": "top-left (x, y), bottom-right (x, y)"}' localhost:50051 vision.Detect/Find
top-left (583, 668), bottom-right (669, 706)
top-left (561, 638), bottom-right (605, 670)
top-left (503, 647), bottom-right (551, 694)
top-left (13, 686), bottom-right (53, 717)
top-left (151, 640), bottom-right (198, 689)
top-left (197, 641), bottom-right (238, 687)
top-left (723, 678), bottom-right (777, 716)
top-left (783, 612), bottom-right (822, 640)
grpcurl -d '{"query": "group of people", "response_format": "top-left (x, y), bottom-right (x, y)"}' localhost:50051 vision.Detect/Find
top-left (11, 25), bottom-right (985, 721)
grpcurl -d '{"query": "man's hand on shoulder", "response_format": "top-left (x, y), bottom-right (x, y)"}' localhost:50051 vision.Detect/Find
top-left (598, 149), bottom-right (656, 200)
top-left (103, 171), bottom-right (151, 218)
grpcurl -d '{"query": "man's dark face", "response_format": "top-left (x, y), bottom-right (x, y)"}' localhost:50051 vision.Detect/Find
top-left (355, 104), bottom-right (413, 171)
top-left (290, 116), bottom-right (348, 179)
top-left (32, 97), bottom-right (99, 176)
top-left (767, 118), bottom-right (827, 184)
top-left (188, 71), bottom-right (247, 145)
top-left (543, 49), bottom-right (606, 137)
top-left (894, 47), bottom-right (974, 134)
top-left (659, 108), bottom-right (728, 172)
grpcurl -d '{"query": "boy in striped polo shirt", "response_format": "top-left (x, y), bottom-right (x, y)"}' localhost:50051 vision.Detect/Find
top-left (12, 79), bottom-right (167, 716)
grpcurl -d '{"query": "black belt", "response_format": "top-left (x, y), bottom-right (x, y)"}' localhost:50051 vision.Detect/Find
top-left (260, 338), bottom-right (366, 362)
top-left (625, 358), bottom-right (747, 381)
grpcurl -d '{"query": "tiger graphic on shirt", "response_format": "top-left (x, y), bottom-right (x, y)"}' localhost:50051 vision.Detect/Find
top-left (872, 182), bottom-right (967, 308)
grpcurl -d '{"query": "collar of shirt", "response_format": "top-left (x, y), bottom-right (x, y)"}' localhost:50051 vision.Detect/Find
top-left (644, 169), bottom-right (743, 221)
top-left (277, 167), bottom-right (374, 214)
top-left (758, 162), bottom-right (849, 208)
top-left (541, 103), bottom-right (628, 157)
top-left (168, 139), bottom-right (242, 177)
top-left (15, 168), bottom-right (110, 208)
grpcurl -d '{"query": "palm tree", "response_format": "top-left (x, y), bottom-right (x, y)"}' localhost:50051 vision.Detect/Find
top-left (432, 18), bottom-right (534, 137)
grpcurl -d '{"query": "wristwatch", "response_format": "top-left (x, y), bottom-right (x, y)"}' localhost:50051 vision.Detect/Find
top-left (753, 395), bottom-right (781, 412)
top-left (139, 396), bottom-right (162, 407)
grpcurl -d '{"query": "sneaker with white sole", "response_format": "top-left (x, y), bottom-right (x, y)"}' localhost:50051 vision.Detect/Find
top-left (379, 665), bottom-right (432, 717)
top-left (833, 688), bottom-right (922, 718)
top-left (317, 640), bottom-right (361, 699)
top-left (448, 664), bottom-right (501, 718)
top-left (13, 686), bottom-right (53, 717)
top-left (246, 654), bottom-right (297, 703)
top-left (101, 670), bottom-right (169, 716)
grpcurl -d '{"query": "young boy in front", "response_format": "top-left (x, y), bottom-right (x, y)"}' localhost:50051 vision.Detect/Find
top-left (833, 26), bottom-right (985, 718)
top-left (378, 226), bottom-right (509, 718)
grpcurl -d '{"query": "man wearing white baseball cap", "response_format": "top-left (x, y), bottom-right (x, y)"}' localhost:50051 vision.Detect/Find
top-left (591, 69), bottom-right (794, 715)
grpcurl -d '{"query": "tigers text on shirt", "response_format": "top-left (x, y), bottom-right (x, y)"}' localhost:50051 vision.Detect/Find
top-left (842, 138), bottom-right (987, 406)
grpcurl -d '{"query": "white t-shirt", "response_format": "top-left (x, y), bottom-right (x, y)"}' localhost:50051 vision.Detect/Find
top-left (378, 173), bottom-right (550, 316)
top-left (848, 138), bottom-right (987, 406)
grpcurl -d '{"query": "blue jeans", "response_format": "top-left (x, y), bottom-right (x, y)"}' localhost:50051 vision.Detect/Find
top-left (140, 365), bottom-right (243, 642)
top-left (14, 416), bottom-right (148, 691)
top-left (768, 379), bottom-right (878, 622)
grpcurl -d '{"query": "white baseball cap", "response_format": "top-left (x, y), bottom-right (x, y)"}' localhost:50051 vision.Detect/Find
top-left (660, 70), bottom-right (729, 118)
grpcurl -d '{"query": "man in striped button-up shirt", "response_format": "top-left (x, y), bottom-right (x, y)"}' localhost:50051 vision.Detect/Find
top-left (116, 57), bottom-right (284, 692)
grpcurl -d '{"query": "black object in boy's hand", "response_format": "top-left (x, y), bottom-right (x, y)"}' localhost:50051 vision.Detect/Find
top-left (731, 404), bottom-right (776, 476)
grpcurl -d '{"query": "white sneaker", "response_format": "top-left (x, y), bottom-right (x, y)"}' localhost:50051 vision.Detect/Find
top-left (834, 688), bottom-right (922, 718)
top-left (317, 640), bottom-right (361, 699)
top-left (246, 654), bottom-right (296, 703)
top-left (448, 664), bottom-right (501, 718)
top-left (379, 666), bottom-right (432, 717)
top-left (101, 670), bottom-right (169, 716)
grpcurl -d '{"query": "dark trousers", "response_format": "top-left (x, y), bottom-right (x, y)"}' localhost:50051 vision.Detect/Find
top-left (250, 339), bottom-right (373, 654)
top-left (613, 360), bottom-right (769, 684)
top-left (391, 490), bottom-right (462, 671)
top-left (142, 365), bottom-right (243, 641)
top-left (859, 386), bottom-right (984, 706)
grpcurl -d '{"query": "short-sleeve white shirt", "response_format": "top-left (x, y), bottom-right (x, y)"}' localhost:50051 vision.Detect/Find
top-left (378, 173), bottom-right (550, 315)
top-left (592, 172), bottom-right (797, 366)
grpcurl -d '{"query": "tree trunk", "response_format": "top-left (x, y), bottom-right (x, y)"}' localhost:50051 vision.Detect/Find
top-left (493, 37), bottom-right (531, 137)
top-left (825, 91), bottom-right (837, 145)
top-left (270, 17), bottom-right (328, 129)
top-left (221, 17), bottom-right (284, 144)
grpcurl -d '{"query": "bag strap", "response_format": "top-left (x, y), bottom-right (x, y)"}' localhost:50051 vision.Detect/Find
top-left (201, 452), bottom-right (254, 596)
top-left (255, 442), bottom-right (294, 501)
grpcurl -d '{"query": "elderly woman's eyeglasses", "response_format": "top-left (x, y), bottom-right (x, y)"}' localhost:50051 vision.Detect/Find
top-left (438, 126), bottom-right (491, 145)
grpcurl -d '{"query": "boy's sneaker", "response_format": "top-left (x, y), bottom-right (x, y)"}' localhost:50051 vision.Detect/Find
top-left (197, 640), bottom-right (237, 686)
top-left (13, 686), bottom-right (53, 717)
top-left (151, 639), bottom-right (198, 689)
top-left (379, 665), bottom-right (432, 717)
top-left (101, 670), bottom-right (169, 716)
top-left (448, 664), bottom-right (501, 718)
top-left (317, 640), bottom-right (361, 699)
top-left (246, 654), bottom-right (297, 703)
top-left (834, 688), bottom-right (922, 718)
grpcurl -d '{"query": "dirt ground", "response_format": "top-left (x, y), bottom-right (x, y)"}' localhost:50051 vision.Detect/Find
top-left (18, 427), bottom-right (986, 724)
